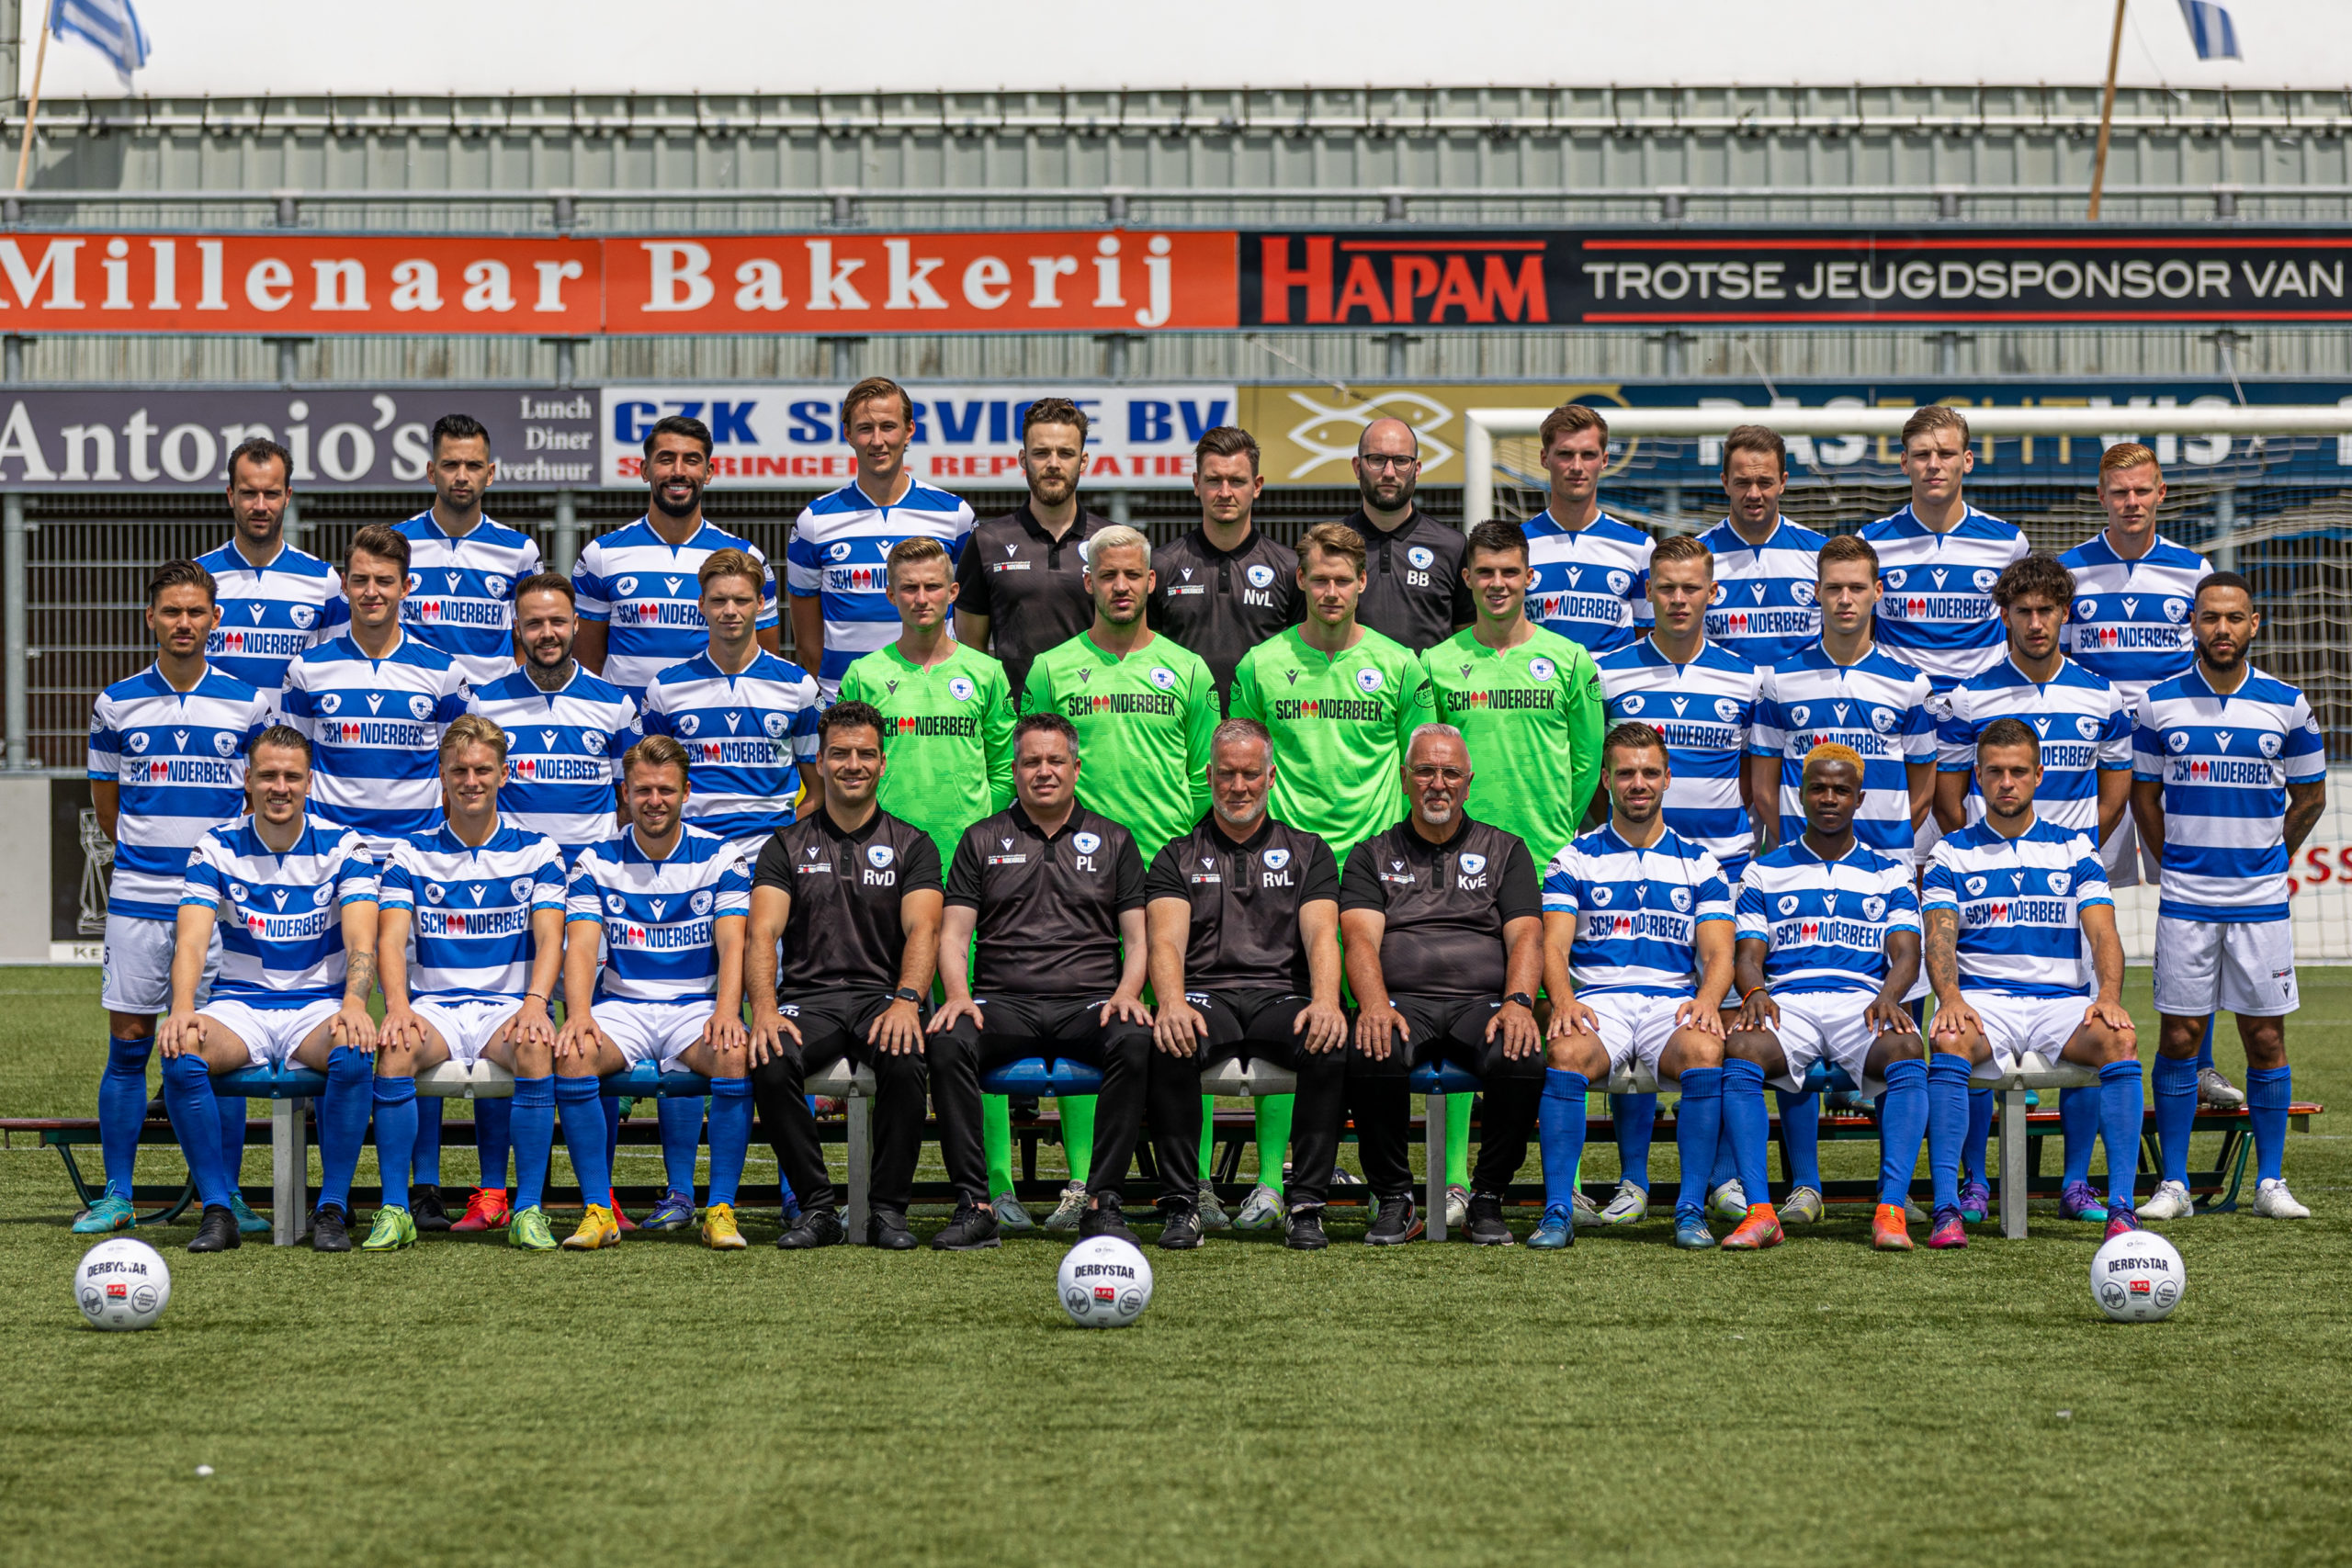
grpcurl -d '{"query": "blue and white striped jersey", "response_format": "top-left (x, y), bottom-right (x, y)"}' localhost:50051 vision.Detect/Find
top-left (1519, 511), bottom-right (1653, 656)
top-left (277, 631), bottom-right (470, 849)
top-left (1858, 503), bottom-right (2029, 691)
top-left (465, 666), bottom-right (639, 862)
top-left (1935, 655), bottom-right (2133, 838)
top-left (2057, 531), bottom-right (2211, 714)
top-left (1597, 636), bottom-right (1763, 880)
top-left (196, 539), bottom-right (347, 694)
top-left (379, 820), bottom-right (568, 1003)
top-left (180, 814), bottom-right (378, 1008)
top-left (566, 825), bottom-right (752, 1005)
top-left (2132, 664), bottom-right (2326, 924)
top-left (1736, 839), bottom-right (1921, 995)
top-left (1922, 818), bottom-right (2112, 998)
top-left (1750, 643), bottom-right (1937, 862)
top-left (87, 666), bottom-right (272, 921)
top-left (571, 518), bottom-right (780, 698)
top-left (393, 511), bottom-right (544, 690)
top-left (786, 480), bottom-right (976, 695)
top-left (1695, 516), bottom-right (1828, 667)
top-left (1541, 824), bottom-right (1733, 997)
top-left (635, 651), bottom-right (821, 847)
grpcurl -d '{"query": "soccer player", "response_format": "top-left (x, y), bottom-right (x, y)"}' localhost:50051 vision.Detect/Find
top-left (1696, 425), bottom-right (1829, 668)
top-left (1329, 417), bottom-right (1473, 652)
top-left (394, 413), bottom-right (543, 690)
top-left (746, 701), bottom-right (944, 1250)
top-left (1922, 718), bottom-right (2141, 1248)
top-left (573, 413), bottom-right (781, 699)
top-left (2132, 573), bottom-right (2324, 1221)
top-left (1860, 406), bottom-right (2029, 697)
top-left (198, 435), bottom-right (348, 693)
top-left (1145, 718), bottom-right (1349, 1250)
top-left (1722, 744), bottom-right (1928, 1252)
top-left (366, 717), bottom-right (568, 1251)
top-left (1520, 403), bottom-right (1652, 656)
top-left (1023, 525), bottom-right (1216, 1227)
top-left (157, 727), bottom-right (379, 1254)
top-left (76, 560), bottom-right (273, 1237)
top-left (1537, 724), bottom-right (1736, 1250)
top-left (1338, 724), bottom-right (1544, 1246)
top-left (953, 397), bottom-right (1110, 705)
top-left (1148, 426), bottom-right (1302, 699)
top-left (789, 378), bottom-right (975, 700)
top-left (555, 736), bottom-right (756, 1250)
top-left (928, 713), bottom-right (1162, 1249)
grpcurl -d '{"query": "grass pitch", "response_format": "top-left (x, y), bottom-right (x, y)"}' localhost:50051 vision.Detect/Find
top-left (3, 964), bottom-right (2347, 1568)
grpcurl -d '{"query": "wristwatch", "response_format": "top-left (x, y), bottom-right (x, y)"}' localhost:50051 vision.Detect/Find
top-left (892, 987), bottom-right (924, 1005)
top-left (1504, 992), bottom-right (1535, 1010)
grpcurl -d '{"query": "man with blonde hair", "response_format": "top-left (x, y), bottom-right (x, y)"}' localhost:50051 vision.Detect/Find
top-left (1860, 406), bottom-right (2028, 696)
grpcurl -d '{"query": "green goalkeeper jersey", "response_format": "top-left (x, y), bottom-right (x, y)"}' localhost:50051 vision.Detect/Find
top-left (838, 639), bottom-right (1016, 868)
top-left (1228, 624), bottom-right (1433, 863)
top-left (1420, 624), bottom-right (1605, 868)
top-left (1020, 629), bottom-right (1216, 863)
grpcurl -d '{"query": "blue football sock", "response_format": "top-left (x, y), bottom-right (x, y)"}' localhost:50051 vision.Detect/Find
top-left (1611, 1092), bottom-right (1656, 1192)
top-left (657, 1094), bottom-right (703, 1200)
top-left (2153, 1053), bottom-right (2199, 1186)
top-left (473, 1095), bottom-right (513, 1190)
top-left (1710, 1121), bottom-right (1739, 1191)
top-left (2195, 1014), bottom-right (2215, 1071)
top-left (1775, 1088), bottom-right (1821, 1192)
top-left (1927, 1055), bottom-right (1973, 1213)
top-left (2098, 1060), bottom-right (2143, 1213)
top-left (372, 1076), bottom-right (417, 1212)
top-left (510, 1076), bottom-right (555, 1213)
top-left (706, 1077), bottom-right (752, 1208)
top-left (1722, 1059), bottom-right (1771, 1202)
top-left (160, 1053), bottom-right (232, 1209)
top-left (2246, 1065), bottom-right (2291, 1185)
top-left (1671, 1068), bottom-right (1722, 1220)
top-left (1962, 1087), bottom-right (1994, 1187)
top-left (1875, 1058), bottom-right (1929, 1209)
top-left (412, 1096), bottom-right (443, 1187)
top-left (98, 1035), bottom-right (153, 1199)
top-left (2059, 1086), bottom-right (2098, 1189)
top-left (215, 1097), bottom-right (250, 1183)
top-left (316, 1046), bottom-right (373, 1215)
top-left (555, 1077), bottom-right (613, 1208)
top-left (1538, 1069), bottom-right (1591, 1212)
top-left (603, 1095), bottom-right (623, 1201)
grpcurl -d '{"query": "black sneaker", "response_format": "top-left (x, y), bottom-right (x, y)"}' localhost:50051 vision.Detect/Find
top-left (1465, 1191), bottom-right (1515, 1247)
top-left (311, 1204), bottom-right (353, 1253)
top-left (931, 1201), bottom-right (1002, 1251)
top-left (775, 1208), bottom-right (845, 1250)
top-left (410, 1184), bottom-right (451, 1233)
top-left (1284, 1207), bottom-right (1329, 1251)
top-left (187, 1203), bottom-right (242, 1253)
top-left (866, 1209), bottom-right (918, 1250)
top-left (1157, 1201), bottom-right (1203, 1250)
top-left (1365, 1195), bottom-right (1422, 1246)
top-left (1079, 1192), bottom-right (1138, 1243)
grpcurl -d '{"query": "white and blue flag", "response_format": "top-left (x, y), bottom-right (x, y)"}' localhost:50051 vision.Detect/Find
top-left (50, 0), bottom-right (150, 86)
top-left (2178, 0), bottom-right (2240, 60)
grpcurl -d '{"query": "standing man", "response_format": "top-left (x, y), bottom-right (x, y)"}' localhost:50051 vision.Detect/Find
top-left (789, 378), bottom-right (976, 700)
top-left (954, 397), bottom-right (1111, 705)
top-left (75, 561), bottom-right (273, 1237)
top-left (1329, 417), bottom-right (1473, 653)
top-left (198, 435), bottom-right (348, 694)
top-left (573, 414), bottom-right (781, 700)
top-left (1695, 425), bottom-right (1828, 669)
top-left (1520, 403), bottom-right (1652, 657)
top-left (395, 413), bottom-right (543, 690)
top-left (1860, 406), bottom-right (2029, 698)
top-left (2132, 573), bottom-right (2324, 1222)
top-left (1149, 426), bottom-right (1302, 700)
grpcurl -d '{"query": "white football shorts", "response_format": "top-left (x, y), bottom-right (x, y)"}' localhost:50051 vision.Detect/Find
top-left (1961, 991), bottom-right (2104, 1081)
top-left (2153, 916), bottom-right (2297, 1019)
top-left (412, 998), bottom-right (524, 1066)
top-left (594, 998), bottom-right (714, 1070)
top-left (1583, 991), bottom-right (1690, 1085)
top-left (195, 996), bottom-right (345, 1066)
top-left (1765, 988), bottom-right (1907, 1096)
top-left (100, 912), bottom-right (220, 1015)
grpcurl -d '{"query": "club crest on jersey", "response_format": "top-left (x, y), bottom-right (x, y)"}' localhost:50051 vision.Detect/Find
top-left (866, 844), bottom-right (895, 869)
top-left (2164, 598), bottom-right (2188, 624)
top-left (424, 883), bottom-right (446, 904)
top-left (2076, 716), bottom-right (2101, 740)
top-left (1777, 895), bottom-right (1798, 917)
top-left (1714, 698), bottom-right (1742, 723)
top-left (213, 732), bottom-right (238, 757)
top-left (583, 729), bottom-right (607, 755)
top-left (615, 577), bottom-right (639, 597)
top-left (1262, 848), bottom-right (1291, 870)
top-left (1529, 657), bottom-right (1555, 682)
top-left (312, 883), bottom-right (333, 906)
top-left (676, 715), bottom-right (700, 736)
top-left (1862, 896), bottom-right (1886, 921)
top-left (1789, 705), bottom-right (1810, 728)
top-left (1965, 875), bottom-right (1987, 897)
top-left (408, 695), bottom-right (432, 720)
top-left (1246, 564), bottom-right (1275, 589)
top-left (2166, 730), bottom-right (2189, 753)
top-left (690, 889), bottom-right (713, 916)
top-left (1668, 886), bottom-right (1691, 913)
top-left (1973, 569), bottom-right (1998, 591)
top-left (2075, 597), bottom-right (2098, 621)
top-left (1148, 666), bottom-right (1178, 691)
top-left (1590, 885), bottom-right (1612, 907)
top-left (1884, 569), bottom-right (1907, 590)
top-left (510, 877), bottom-right (534, 903)
top-left (1356, 668), bottom-right (1385, 694)
top-left (763, 712), bottom-right (788, 738)
top-left (2259, 732), bottom-right (2281, 758)
top-left (1408, 546), bottom-right (1434, 570)
top-left (229, 881), bottom-right (250, 902)
top-left (1871, 706), bottom-right (1898, 734)
top-left (320, 694), bottom-right (342, 716)
top-left (947, 677), bottom-right (975, 702)
top-left (1619, 694), bottom-right (1645, 716)
top-left (2047, 873), bottom-right (2071, 897)
top-left (1459, 852), bottom-right (1487, 875)
top-left (1072, 831), bottom-right (1102, 854)
top-left (828, 542), bottom-right (854, 561)
top-left (126, 732), bottom-right (149, 754)
top-left (1606, 570), bottom-right (1632, 596)
top-left (1791, 581), bottom-right (1815, 606)
top-left (605, 894), bottom-right (626, 915)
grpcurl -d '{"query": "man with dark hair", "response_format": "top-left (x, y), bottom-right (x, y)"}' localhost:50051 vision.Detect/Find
top-left (1521, 403), bottom-right (1652, 655)
top-left (198, 435), bottom-right (348, 692)
top-left (1329, 417), bottom-right (1472, 652)
top-left (1695, 424), bottom-right (1829, 668)
top-left (395, 412), bottom-right (544, 690)
top-left (1149, 425), bottom-right (1302, 698)
top-left (955, 397), bottom-right (1111, 704)
top-left (467, 574), bottom-right (640, 865)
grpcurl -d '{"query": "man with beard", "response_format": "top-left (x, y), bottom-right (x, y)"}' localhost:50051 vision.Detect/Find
top-left (1328, 417), bottom-right (1473, 654)
top-left (394, 413), bottom-right (543, 691)
top-left (954, 398), bottom-right (1110, 705)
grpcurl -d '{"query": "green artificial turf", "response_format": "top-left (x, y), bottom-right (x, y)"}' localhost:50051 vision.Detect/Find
top-left (2, 964), bottom-right (2346, 1567)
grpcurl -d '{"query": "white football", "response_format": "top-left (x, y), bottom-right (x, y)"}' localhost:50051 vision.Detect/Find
top-left (2091, 1228), bottom-right (2185, 1323)
top-left (75, 1237), bottom-right (172, 1331)
top-left (1057, 1235), bottom-right (1153, 1329)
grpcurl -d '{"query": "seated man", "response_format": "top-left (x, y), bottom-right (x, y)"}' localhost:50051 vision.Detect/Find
top-left (926, 713), bottom-right (1162, 1249)
top-left (1721, 744), bottom-right (1929, 1251)
top-left (368, 716), bottom-right (569, 1251)
top-left (1538, 723), bottom-right (1736, 1252)
top-left (1144, 717), bottom-right (1349, 1251)
top-left (1923, 716), bottom-right (2141, 1247)
top-left (158, 726), bottom-right (380, 1254)
top-left (554, 735), bottom-right (755, 1251)
top-left (746, 700), bottom-right (944, 1251)
top-left (1340, 724), bottom-right (1544, 1246)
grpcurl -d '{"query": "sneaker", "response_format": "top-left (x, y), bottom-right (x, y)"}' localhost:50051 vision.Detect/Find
top-left (1957, 1179), bottom-right (1991, 1225)
top-left (187, 1203), bottom-right (242, 1253)
top-left (1365, 1195), bottom-right (1423, 1246)
top-left (226, 1191), bottom-right (270, 1235)
top-left (1598, 1180), bottom-right (1648, 1227)
top-left (1078, 1194), bottom-right (1138, 1244)
top-left (990, 1192), bottom-right (1035, 1233)
top-left (1871, 1202), bottom-right (1914, 1252)
top-left (2253, 1178), bottom-right (2311, 1219)
top-left (1446, 1184), bottom-right (1472, 1231)
top-left (507, 1206), bottom-right (557, 1251)
top-left (1904, 1198), bottom-right (1930, 1224)
top-left (932, 1202), bottom-right (1002, 1251)
top-left (1464, 1191), bottom-right (1514, 1246)
top-left (2060, 1181), bottom-right (2109, 1224)
top-left (2138, 1179), bottom-right (2195, 1221)
top-left (1157, 1202), bottom-right (1203, 1250)
top-left (1721, 1205), bottom-right (1783, 1250)
top-left (1283, 1208), bottom-right (1329, 1250)
top-left (1708, 1180), bottom-right (1748, 1223)
top-left (451, 1187), bottom-right (512, 1233)
top-left (1927, 1207), bottom-right (1968, 1249)
top-left (1195, 1185), bottom-right (1232, 1231)
top-left (563, 1203), bottom-right (623, 1250)
top-left (611, 1199), bottom-right (639, 1234)
top-left (72, 1193), bottom-right (136, 1235)
top-left (1673, 1212), bottom-right (1718, 1250)
top-left (700, 1202), bottom-right (747, 1249)
top-left (1041, 1181), bottom-right (1088, 1232)
top-left (310, 1204), bottom-right (353, 1253)
top-left (1527, 1204), bottom-right (1574, 1249)
top-left (2103, 1211), bottom-right (2139, 1241)
top-left (1780, 1186), bottom-right (1825, 1225)
top-left (360, 1206), bottom-right (417, 1252)
top-left (865, 1209), bottom-right (918, 1250)
top-left (411, 1184), bottom-right (451, 1233)
top-left (642, 1190), bottom-right (697, 1232)
top-left (775, 1209), bottom-right (845, 1250)
top-left (1233, 1183), bottom-right (1284, 1230)
top-left (2198, 1066), bottom-right (2246, 1110)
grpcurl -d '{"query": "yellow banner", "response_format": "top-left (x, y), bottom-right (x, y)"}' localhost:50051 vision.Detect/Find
top-left (1238, 382), bottom-right (1630, 487)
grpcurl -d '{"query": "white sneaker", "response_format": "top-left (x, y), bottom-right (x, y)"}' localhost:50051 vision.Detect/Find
top-left (2197, 1066), bottom-right (2247, 1110)
top-left (1597, 1180), bottom-right (1648, 1226)
top-left (1779, 1186), bottom-right (1825, 1224)
top-left (1708, 1180), bottom-right (1748, 1222)
top-left (1233, 1182), bottom-right (1284, 1230)
top-left (2253, 1179), bottom-right (2311, 1219)
top-left (1195, 1185), bottom-right (1232, 1231)
top-left (2138, 1179), bottom-right (2195, 1220)
top-left (1569, 1188), bottom-right (1600, 1227)
top-left (1446, 1184), bottom-right (1473, 1231)
top-left (1040, 1181), bottom-right (1088, 1231)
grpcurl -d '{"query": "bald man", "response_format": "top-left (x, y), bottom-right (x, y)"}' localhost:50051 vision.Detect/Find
top-left (1329, 417), bottom-right (1473, 654)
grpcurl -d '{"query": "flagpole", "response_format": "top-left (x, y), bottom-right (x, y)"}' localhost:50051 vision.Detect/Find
top-left (13, 0), bottom-right (51, 192)
top-left (2087, 0), bottom-right (2128, 220)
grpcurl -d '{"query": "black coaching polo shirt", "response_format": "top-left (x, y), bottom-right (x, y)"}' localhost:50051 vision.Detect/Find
top-left (1338, 814), bottom-right (1542, 999)
top-left (1142, 813), bottom-right (1340, 994)
top-left (954, 504), bottom-right (1111, 701)
top-left (944, 802), bottom-right (1147, 995)
top-left (754, 807), bottom-right (943, 995)
top-left (1330, 505), bottom-right (1475, 654)
top-left (1148, 525), bottom-right (1304, 699)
